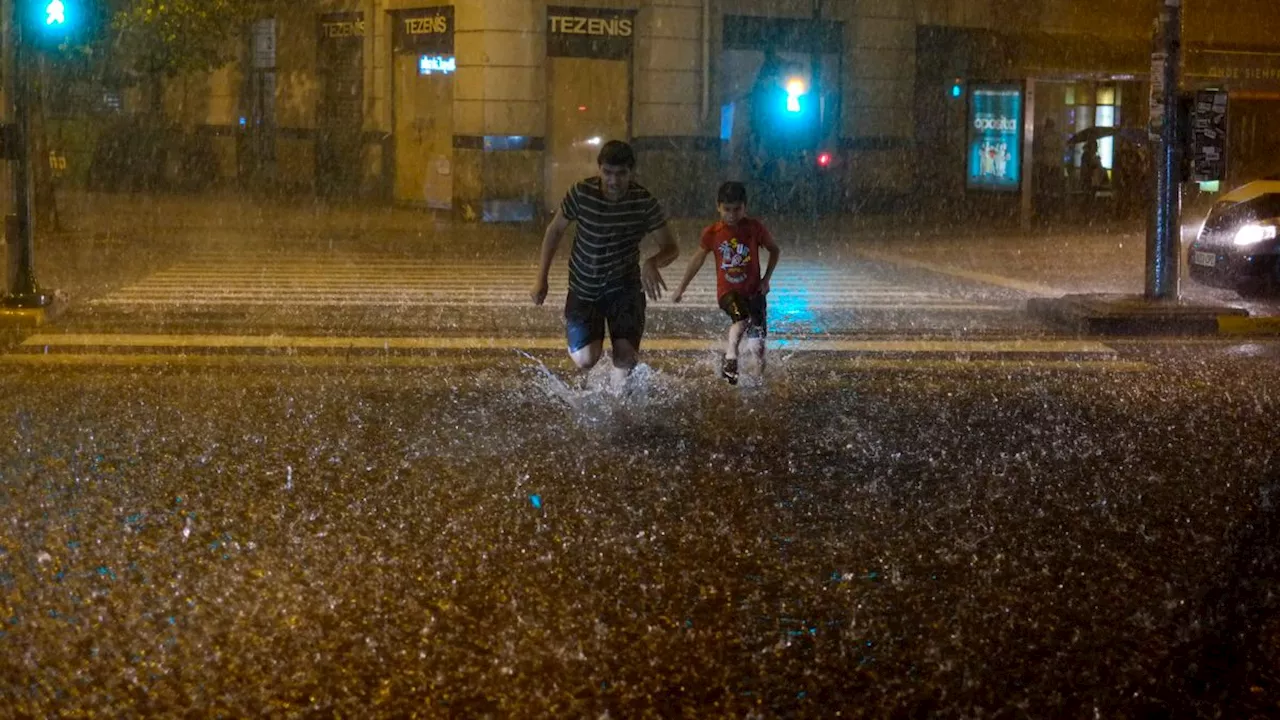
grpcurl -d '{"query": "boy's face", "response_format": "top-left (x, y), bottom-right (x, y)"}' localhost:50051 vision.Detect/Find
top-left (718, 201), bottom-right (746, 226)
top-left (598, 164), bottom-right (632, 200)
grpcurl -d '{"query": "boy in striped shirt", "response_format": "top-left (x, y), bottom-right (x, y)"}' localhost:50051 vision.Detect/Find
top-left (530, 141), bottom-right (680, 387)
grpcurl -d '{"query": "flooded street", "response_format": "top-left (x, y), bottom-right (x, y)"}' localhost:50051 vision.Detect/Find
top-left (4, 0), bottom-right (1280, 713)
top-left (2, 347), bottom-right (1276, 716)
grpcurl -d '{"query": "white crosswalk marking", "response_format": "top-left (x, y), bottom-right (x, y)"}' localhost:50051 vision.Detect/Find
top-left (87, 251), bottom-right (1010, 312)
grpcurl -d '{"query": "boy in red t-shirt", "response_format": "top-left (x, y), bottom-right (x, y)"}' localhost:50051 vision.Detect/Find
top-left (670, 181), bottom-right (780, 384)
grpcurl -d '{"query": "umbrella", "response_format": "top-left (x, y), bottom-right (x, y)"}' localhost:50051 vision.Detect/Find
top-left (1066, 126), bottom-right (1150, 146)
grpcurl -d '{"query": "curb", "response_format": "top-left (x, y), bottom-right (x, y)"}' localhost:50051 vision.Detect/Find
top-left (1024, 294), bottom-right (1279, 336)
top-left (0, 297), bottom-right (67, 328)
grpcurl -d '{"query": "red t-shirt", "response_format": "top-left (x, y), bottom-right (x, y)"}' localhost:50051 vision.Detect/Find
top-left (700, 218), bottom-right (773, 299)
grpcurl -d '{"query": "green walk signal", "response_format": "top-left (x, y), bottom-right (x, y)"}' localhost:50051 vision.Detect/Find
top-left (22, 0), bottom-right (100, 50)
top-left (46, 0), bottom-right (66, 26)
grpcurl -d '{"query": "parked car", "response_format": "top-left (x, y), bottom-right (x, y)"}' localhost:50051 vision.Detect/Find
top-left (1187, 176), bottom-right (1280, 297)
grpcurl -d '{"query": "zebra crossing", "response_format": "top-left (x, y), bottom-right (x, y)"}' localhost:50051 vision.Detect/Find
top-left (86, 250), bottom-right (1011, 313)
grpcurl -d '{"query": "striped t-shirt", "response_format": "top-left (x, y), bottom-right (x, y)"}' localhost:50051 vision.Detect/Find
top-left (559, 177), bottom-right (667, 301)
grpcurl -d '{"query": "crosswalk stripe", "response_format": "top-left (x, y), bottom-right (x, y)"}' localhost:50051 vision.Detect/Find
top-left (85, 252), bottom-right (1010, 313)
top-left (20, 333), bottom-right (1117, 354)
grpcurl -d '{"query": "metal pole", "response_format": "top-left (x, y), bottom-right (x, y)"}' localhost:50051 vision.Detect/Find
top-left (1146, 0), bottom-right (1181, 300)
top-left (1020, 79), bottom-right (1035, 232)
top-left (811, 0), bottom-right (821, 223)
top-left (4, 0), bottom-right (50, 308)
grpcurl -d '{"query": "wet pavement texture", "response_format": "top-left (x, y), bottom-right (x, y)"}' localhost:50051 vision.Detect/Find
top-left (2, 351), bottom-right (1278, 717)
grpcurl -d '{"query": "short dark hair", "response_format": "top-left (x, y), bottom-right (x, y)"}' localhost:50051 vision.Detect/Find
top-left (717, 181), bottom-right (747, 205)
top-left (597, 140), bottom-right (636, 169)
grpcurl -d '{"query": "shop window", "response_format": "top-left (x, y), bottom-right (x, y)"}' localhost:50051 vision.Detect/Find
top-left (248, 18), bottom-right (276, 127)
top-left (1095, 105), bottom-right (1115, 170)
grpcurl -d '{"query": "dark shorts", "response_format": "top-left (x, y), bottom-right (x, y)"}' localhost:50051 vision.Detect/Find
top-left (564, 288), bottom-right (647, 352)
top-left (719, 291), bottom-right (767, 339)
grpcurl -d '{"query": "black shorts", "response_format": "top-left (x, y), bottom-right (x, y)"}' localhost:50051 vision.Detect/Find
top-left (718, 291), bottom-right (767, 338)
top-left (564, 288), bottom-right (646, 352)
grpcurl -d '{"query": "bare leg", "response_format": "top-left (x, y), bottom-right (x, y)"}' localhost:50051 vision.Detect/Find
top-left (569, 340), bottom-right (603, 370)
top-left (609, 338), bottom-right (638, 389)
top-left (745, 335), bottom-right (766, 373)
top-left (725, 320), bottom-right (747, 359)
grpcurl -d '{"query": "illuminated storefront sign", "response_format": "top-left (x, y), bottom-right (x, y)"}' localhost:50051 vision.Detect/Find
top-left (419, 54), bottom-right (456, 75)
top-left (394, 7), bottom-right (454, 54)
top-left (547, 6), bottom-right (637, 59)
top-left (319, 12), bottom-right (364, 40)
top-left (966, 83), bottom-right (1024, 192)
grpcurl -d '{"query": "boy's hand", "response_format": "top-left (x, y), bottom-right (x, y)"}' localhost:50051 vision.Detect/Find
top-left (760, 278), bottom-right (771, 295)
top-left (531, 277), bottom-right (549, 306)
top-left (641, 258), bottom-right (666, 300)
top-left (671, 288), bottom-right (684, 303)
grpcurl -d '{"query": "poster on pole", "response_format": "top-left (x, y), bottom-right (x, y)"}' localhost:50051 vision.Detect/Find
top-left (965, 83), bottom-right (1024, 192)
top-left (1148, 52), bottom-right (1167, 140)
top-left (1191, 89), bottom-right (1228, 182)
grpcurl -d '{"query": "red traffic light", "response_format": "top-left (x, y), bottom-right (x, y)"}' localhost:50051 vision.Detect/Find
top-left (817, 152), bottom-right (832, 167)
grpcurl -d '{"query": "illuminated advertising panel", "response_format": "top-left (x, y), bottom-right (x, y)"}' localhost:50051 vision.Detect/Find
top-left (966, 83), bottom-right (1023, 192)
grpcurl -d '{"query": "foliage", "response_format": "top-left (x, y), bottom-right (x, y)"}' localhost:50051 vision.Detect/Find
top-left (107, 0), bottom-right (260, 79)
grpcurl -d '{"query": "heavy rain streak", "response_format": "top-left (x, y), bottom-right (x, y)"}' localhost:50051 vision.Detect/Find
top-left (1, 0), bottom-right (1280, 717)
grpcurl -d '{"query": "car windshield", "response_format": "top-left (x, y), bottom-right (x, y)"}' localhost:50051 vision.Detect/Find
top-left (1204, 193), bottom-right (1280, 232)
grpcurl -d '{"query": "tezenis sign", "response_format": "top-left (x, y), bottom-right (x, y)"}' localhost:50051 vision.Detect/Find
top-left (547, 6), bottom-right (637, 59)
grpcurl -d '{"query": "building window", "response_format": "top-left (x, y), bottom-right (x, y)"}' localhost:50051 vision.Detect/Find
top-left (246, 17), bottom-right (277, 166)
top-left (252, 19), bottom-right (276, 70)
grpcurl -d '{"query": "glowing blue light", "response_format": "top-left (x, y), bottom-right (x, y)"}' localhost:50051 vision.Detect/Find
top-left (45, 0), bottom-right (65, 25)
top-left (951, 83), bottom-right (962, 98)
top-left (770, 288), bottom-right (822, 333)
top-left (419, 55), bottom-right (456, 75)
top-left (784, 77), bottom-right (806, 114)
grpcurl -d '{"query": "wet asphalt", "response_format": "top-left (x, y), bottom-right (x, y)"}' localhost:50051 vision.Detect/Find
top-left (1, 346), bottom-right (1277, 717)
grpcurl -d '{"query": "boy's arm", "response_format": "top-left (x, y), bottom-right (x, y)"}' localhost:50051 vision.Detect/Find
top-left (640, 223), bottom-right (680, 300)
top-left (760, 229), bottom-right (781, 292)
top-left (671, 247), bottom-right (710, 302)
top-left (645, 224), bottom-right (680, 269)
top-left (531, 212), bottom-right (572, 305)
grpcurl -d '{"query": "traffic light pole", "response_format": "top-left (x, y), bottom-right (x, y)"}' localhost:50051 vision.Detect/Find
top-left (1145, 0), bottom-right (1182, 300)
top-left (811, 0), bottom-right (821, 224)
top-left (3, 0), bottom-right (52, 309)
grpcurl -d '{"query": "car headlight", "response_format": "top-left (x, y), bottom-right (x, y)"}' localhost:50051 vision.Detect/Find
top-left (1233, 224), bottom-right (1278, 246)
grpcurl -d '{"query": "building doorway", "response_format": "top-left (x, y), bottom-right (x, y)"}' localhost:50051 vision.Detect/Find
top-left (316, 12), bottom-right (364, 197)
top-left (392, 7), bottom-right (455, 209)
top-left (543, 6), bottom-right (635, 214)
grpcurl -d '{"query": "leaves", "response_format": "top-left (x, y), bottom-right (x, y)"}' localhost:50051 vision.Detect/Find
top-left (107, 0), bottom-right (259, 79)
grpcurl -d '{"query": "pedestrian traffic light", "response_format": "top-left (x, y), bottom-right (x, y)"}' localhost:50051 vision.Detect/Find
top-left (751, 67), bottom-right (821, 157)
top-left (785, 77), bottom-right (807, 113)
top-left (20, 0), bottom-right (97, 50)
